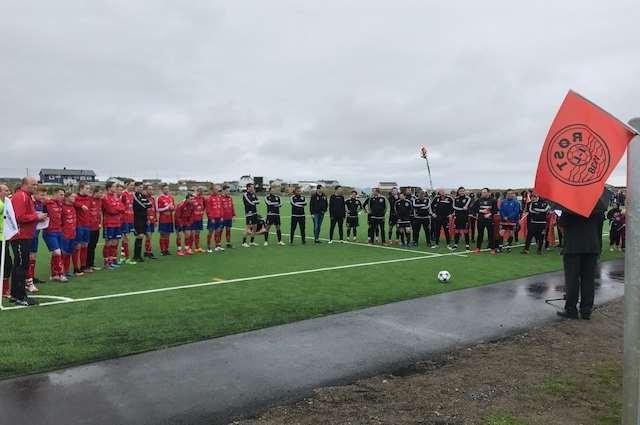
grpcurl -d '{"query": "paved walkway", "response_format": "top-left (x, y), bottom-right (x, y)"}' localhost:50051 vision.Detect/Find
top-left (0, 260), bottom-right (624, 425)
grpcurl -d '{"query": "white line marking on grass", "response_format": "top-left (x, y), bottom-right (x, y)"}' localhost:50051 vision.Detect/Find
top-left (30, 295), bottom-right (75, 302)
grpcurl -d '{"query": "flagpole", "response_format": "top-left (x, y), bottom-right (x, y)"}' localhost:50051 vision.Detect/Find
top-left (623, 118), bottom-right (640, 425)
top-left (424, 156), bottom-right (434, 192)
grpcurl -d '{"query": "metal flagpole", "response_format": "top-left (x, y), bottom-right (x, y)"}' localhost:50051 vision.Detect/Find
top-left (623, 117), bottom-right (640, 425)
top-left (420, 145), bottom-right (434, 191)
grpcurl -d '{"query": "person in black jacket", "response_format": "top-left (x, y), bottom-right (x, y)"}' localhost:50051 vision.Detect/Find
top-left (430, 189), bottom-right (454, 248)
top-left (395, 193), bottom-right (413, 247)
top-left (367, 188), bottom-right (387, 245)
top-left (411, 190), bottom-right (431, 247)
top-left (290, 186), bottom-right (307, 244)
top-left (310, 185), bottom-right (328, 243)
top-left (345, 191), bottom-right (362, 241)
top-left (132, 181), bottom-right (152, 262)
top-left (472, 188), bottom-right (498, 254)
top-left (264, 187), bottom-right (284, 246)
top-left (328, 186), bottom-right (346, 243)
top-left (557, 191), bottom-right (608, 320)
top-left (522, 193), bottom-right (550, 255)
top-left (452, 187), bottom-right (472, 251)
top-left (241, 183), bottom-right (260, 247)
top-left (387, 187), bottom-right (400, 244)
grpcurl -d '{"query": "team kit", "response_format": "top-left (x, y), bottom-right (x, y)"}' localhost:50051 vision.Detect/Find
top-left (5, 179), bottom-right (573, 300)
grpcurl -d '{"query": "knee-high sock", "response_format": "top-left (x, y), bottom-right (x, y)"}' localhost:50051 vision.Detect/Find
top-left (80, 246), bottom-right (88, 269)
top-left (134, 239), bottom-right (143, 258)
top-left (72, 249), bottom-right (81, 272)
top-left (27, 257), bottom-right (36, 279)
top-left (51, 254), bottom-right (64, 276)
top-left (194, 233), bottom-right (200, 249)
top-left (225, 228), bottom-right (231, 242)
top-left (207, 233), bottom-right (212, 249)
top-left (63, 254), bottom-right (71, 273)
top-left (176, 234), bottom-right (182, 249)
top-left (121, 237), bottom-right (129, 258)
top-left (145, 238), bottom-right (152, 254)
top-left (103, 245), bottom-right (109, 263)
top-left (215, 230), bottom-right (222, 246)
top-left (277, 229), bottom-right (282, 242)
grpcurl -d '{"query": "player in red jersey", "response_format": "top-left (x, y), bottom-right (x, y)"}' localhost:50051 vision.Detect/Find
top-left (103, 182), bottom-right (126, 269)
top-left (25, 186), bottom-right (48, 292)
top-left (86, 186), bottom-right (104, 271)
top-left (175, 194), bottom-right (194, 256)
top-left (156, 183), bottom-right (175, 256)
top-left (61, 192), bottom-right (79, 276)
top-left (43, 189), bottom-right (66, 281)
top-left (190, 187), bottom-right (206, 253)
top-left (220, 185), bottom-right (236, 249)
top-left (120, 180), bottom-right (135, 264)
top-left (74, 182), bottom-right (93, 273)
top-left (144, 184), bottom-right (157, 259)
top-left (205, 185), bottom-right (224, 252)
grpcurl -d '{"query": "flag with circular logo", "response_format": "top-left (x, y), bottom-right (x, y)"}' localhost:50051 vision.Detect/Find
top-left (535, 90), bottom-right (637, 217)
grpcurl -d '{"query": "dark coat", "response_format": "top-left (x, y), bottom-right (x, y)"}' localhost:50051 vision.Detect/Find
top-left (559, 193), bottom-right (608, 255)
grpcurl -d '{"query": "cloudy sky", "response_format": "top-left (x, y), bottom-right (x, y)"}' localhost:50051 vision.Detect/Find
top-left (1, 0), bottom-right (638, 188)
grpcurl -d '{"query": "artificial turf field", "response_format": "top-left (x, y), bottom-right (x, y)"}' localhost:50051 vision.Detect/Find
top-left (0, 195), bottom-right (624, 380)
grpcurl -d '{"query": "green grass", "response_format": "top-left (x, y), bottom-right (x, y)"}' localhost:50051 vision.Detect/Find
top-left (0, 195), bottom-right (623, 380)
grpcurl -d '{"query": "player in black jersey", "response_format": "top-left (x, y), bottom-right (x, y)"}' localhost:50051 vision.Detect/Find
top-left (394, 193), bottom-right (413, 247)
top-left (522, 193), bottom-right (550, 254)
top-left (264, 187), bottom-right (285, 246)
top-left (345, 191), bottom-right (362, 241)
top-left (290, 186), bottom-right (307, 244)
top-left (411, 190), bottom-right (431, 247)
top-left (241, 183), bottom-right (260, 247)
top-left (329, 186), bottom-right (346, 243)
top-left (472, 188), bottom-right (498, 254)
top-left (387, 187), bottom-right (400, 244)
top-left (367, 188), bottom-right (387, 245)
top-left (430, 189), bottom-right (454, 248)
top-left (468, 192), bottom-right (478, 243)
top-left (452, 187), bottom-right (472, 251)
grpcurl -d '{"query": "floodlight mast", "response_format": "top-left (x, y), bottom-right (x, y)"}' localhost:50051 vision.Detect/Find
top-left (623, 117), bottom-right (640, 425)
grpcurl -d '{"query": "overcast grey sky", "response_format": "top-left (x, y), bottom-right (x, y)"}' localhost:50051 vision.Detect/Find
top-left (1, 0), bottom-right (638, 188)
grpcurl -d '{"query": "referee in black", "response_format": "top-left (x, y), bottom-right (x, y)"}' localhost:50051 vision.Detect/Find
top-left (133, 181), bottom-right (152, 262)
top-left (557, 191), bottom-right (608, 320)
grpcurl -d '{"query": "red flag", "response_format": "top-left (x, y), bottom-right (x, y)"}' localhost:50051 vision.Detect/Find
top-left (535, 90), bottom-right (637, 217)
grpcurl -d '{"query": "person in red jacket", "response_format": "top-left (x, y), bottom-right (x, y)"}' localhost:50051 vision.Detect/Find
top-left (221, 185), bottom-right (236, 249)
top-left (156, 183), bottom-right (175, 256)
top-left (10, 177), bottom-right (48, 306)
top-left (102, 181), bottom-right (126, 269)
top-left (61, 192), bottom-right (80, 276)
top-left (120, 181), bottom-right (135, 264)
top-left (206, 185), bottom-right (224, 253)
top-left (190, 187), bottom-right (206, 253)
top-left (43, 189), bottom-right (66, 282)
top-left (86, 186), bottom-right (103, 271)
top-left (175, 194), bottom-right (194, 256)
top-left (144, 184), bottom-right (157, 259)
top-left (74, 182), bottom-right (93, 273)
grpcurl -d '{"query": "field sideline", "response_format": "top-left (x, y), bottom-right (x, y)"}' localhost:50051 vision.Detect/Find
top-left (0, 195), bottom-right (623, 379)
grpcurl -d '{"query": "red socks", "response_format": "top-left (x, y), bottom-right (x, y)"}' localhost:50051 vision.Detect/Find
top-left (80, 246), bottom-right (88, 270)
top-left (1, 278), bottom-right (9, 298)
top-left (63, 254), bottom-right (71, 273)
top-left (225, 228), bottom-right (231, 242)
top-left (176, 234), bottom-right (182, 248)
top-left (159, 235), bottom-right (169, 253)
top-left (51, 254), bottom-right (64, 276)
top-left (215, 230), bottom-right (222, 246)
top-left (27, 257), bottom-right (36, 280)
top-left (194, 233), bottom-right (200, 249)
top-left (206, 233), bottom-right (212, 249)
top-left (121, 238), bottom-right (129, 259)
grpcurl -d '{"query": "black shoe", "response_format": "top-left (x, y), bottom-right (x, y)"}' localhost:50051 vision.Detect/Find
top-left (13, 297), bottom-right (37, 306)
top-left (226, 243), bottom-right (233, 248)
top-left (133, 257), bottom-right (145, 262)
top-left (580, 313), bottom-right (591, 320)
top-left (146, 253), bottom-right (157, 260)
top-left (161, 251), bottom-right (168, 256)
top-left (557, 310), bottom-right (579, 320)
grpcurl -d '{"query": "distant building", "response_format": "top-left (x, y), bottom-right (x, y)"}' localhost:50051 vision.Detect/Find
top-left (224, 181), bottom-right (240, 192)
top-left (40, 168), bottom-right (96, 185)
top-left (142, 179), bottom-right (162, 186)
top-left (318, 179), bottom-right (340, 187)
top-left (239, 175), bottom-right (253, 188)
top-left (377, 181), bottom-right (398, 191)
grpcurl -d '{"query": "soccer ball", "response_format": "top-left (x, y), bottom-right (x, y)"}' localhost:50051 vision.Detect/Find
top-left (437, 270), bottom-right (451, 283)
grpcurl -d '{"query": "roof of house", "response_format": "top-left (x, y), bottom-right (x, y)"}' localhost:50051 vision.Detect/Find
top-left (40, 168), bottom-right (96, 177)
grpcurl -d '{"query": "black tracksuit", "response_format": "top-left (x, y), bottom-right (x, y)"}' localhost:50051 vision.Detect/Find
top-left (453, 195), bottom-right (471, 246)
top-left (431, 195), bottom-right (454, 245)
top-left (133, 191), bottom-right (152, 259)
top-left (290, 194), bottom-right (307, 243)
top-left (412, 196), bottom-right (431, 246)
top-left (264, 194), bottom-right (282, 242)
top-left (388, 193), bottom-right (400, 239)
top-left (395, 199), bottom-right (413, 245)
top-left (524, 200), bottom-right (550, 252)
top-left (367, 195), bottom-right (387, 243)
top-left (345, 198), bottom-right (362, 237)
top-left (473, 197), bottom-right (498, 250)
top-left (329, 194), bottom-right (346, 241)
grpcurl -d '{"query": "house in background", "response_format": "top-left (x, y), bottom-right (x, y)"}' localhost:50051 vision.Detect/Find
top-left (377, 181), bottom-right (398, 191)
top-left (40, 168), bottom-right (96, 185)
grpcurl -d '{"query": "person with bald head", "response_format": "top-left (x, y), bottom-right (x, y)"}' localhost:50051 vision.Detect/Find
top-left (9, 177), bottom-right (47, 306)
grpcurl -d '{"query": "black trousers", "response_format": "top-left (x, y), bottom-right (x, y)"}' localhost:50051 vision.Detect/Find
top-left (369, 218), bottom-right (385, 243)
top-left (476, 220), bottom-right (494, 250)
top-left (563, 253), bottom-right (598, 315)
top-left (290, 216), bottom-right (306, 243)
top-left (329, 216), bottom-right (344, 241)
top-left (87, 230), bottom-right (100, 268)
top-left (10, 239), bottom-right (30, 300)
top-left (3, 243), bottom-right (13, 280)
top-left (525, 223), bottom-right (546, 251)
top-left (433, 216), bottom-right (450, 245)
top-left (412, 218), bottom-right (431, 246)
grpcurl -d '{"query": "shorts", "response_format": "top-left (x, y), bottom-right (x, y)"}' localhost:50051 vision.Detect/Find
top-left (245, 215), bottom-right (258, 225)
top-left (454, 216), bottom-right (469, 232)
top-left (74, 226), bottom-right (90, 245)
top-left (347, 216), bottom-right (359, 227)
top-left (61, 238), bottom-right (75, 254)
top-left (207, 219), bottom-right (223, 231)
top-left (266, 215), bottom-right (281, 226)
top-left (43, 231), bottom-right (63, 252)
top-left (120, 223), bottom-right (133, 234)
top-left (31, 230), bottom-right (40, 253)
top-left (190, 220), bottom-right (203, 231)
top-left (103, 227), bottom-right (122, 240)
top-left (388, 214), bottom-right (398, 226)
top-left (146, 223), bottom-right (155, 234)
top-left (134, 219), bottom-right (147, 236)
top-left (222, 219), bottom-right (233, 228)
top-left (158, 222), bottom-right (174, 234)
top-left (175, 224), bottom-right (190, 233)
top-left (398, 220), bottom-right (412, 229)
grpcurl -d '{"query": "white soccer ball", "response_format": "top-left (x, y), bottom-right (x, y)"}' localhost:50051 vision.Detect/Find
top-left (437, 270), bottom-right (451, 283)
